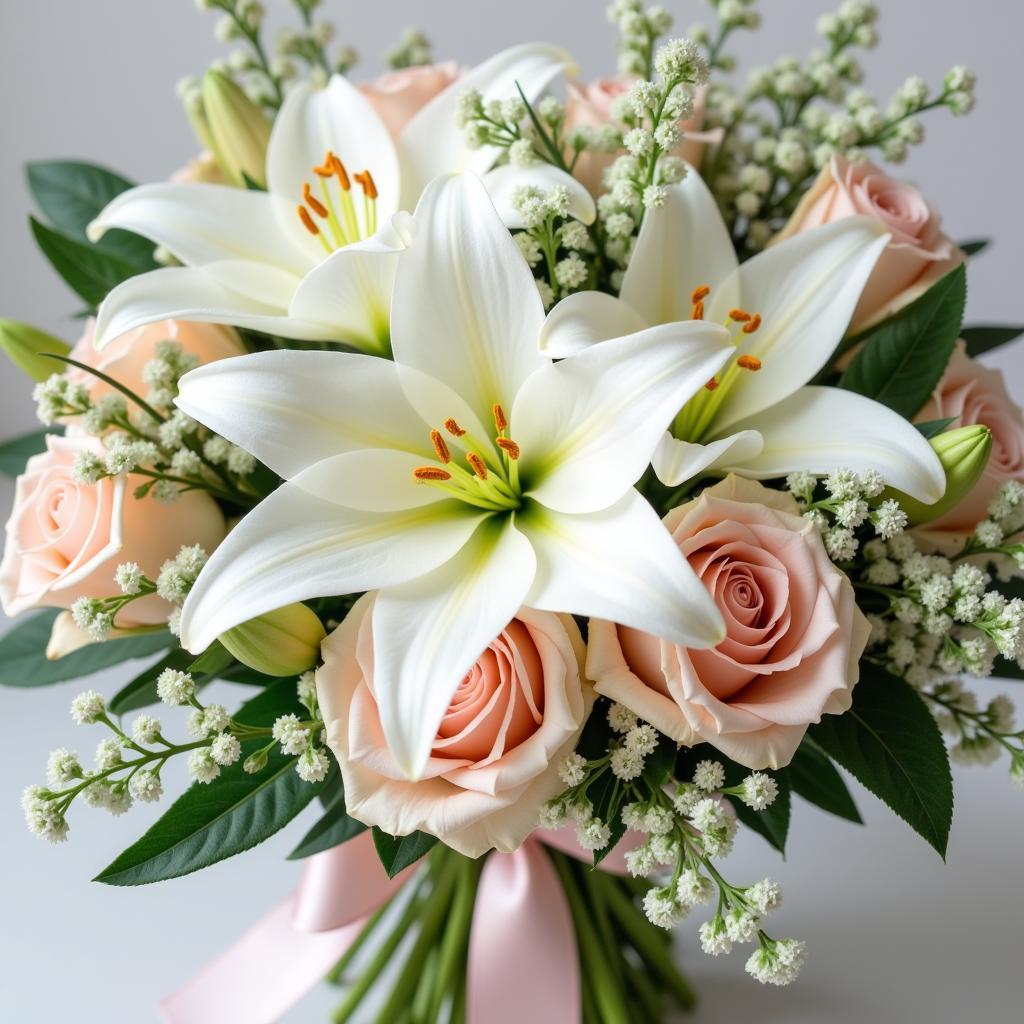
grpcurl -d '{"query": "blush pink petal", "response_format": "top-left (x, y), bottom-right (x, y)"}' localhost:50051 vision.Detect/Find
top-left (358, 62), bottom-right (461, 138)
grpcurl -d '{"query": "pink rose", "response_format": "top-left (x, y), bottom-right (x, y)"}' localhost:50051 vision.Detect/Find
top-left (0, 434), bottom-right (226, 624)
top-left (170, 152), bottom-right (226, 185)
top-left (588, 477), bottom-right (869, 770)
top-left (914, 342), bottom-right (1024, 535)
top-left (317, 596), bottom-right (592, 857)
top-left (67, 318), bottom-right (244, 406)
top-left (358, 62), bottom-right (461, 138)
top-left (777, 155), bottom-right (964, 334)
top-left (564, 78), bottom-right (717, 196)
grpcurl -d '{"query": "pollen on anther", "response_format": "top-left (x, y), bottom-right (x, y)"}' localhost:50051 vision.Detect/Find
top-left (704, 378), bottom-right (719, 391)
top-left (492, 404), bottom-right (507, 432)
top-left (741, 314), bottom-right (762, 335)
top-left (330, 154), bottom-right (351, 191)
top-left (728, 308), bottom-right (752, 323)
top-left (690, 300), bottom-right (705, 320)
top-left (496, 437), bottom-right (520, 460)
top-left (302, 182), bottom-right (328, 218)
top-left (467, 452), bottom-right (488, 480)
top-left (444, 418), bottom-right (467, 437)
top-left (430, 430), bottom-right (451, 463)
top-left (737, 354), bottom-right (762, 371)
top-left (354, 170), bottom-right (378, 200)
top-left (691, 284), bottom-right (711, 303)
top-left (314, 151), bottom-right (336, 177)
top-left (297, 205), bottom-right (320, 235)
top-left (413, 467), bottom-right (452, 482)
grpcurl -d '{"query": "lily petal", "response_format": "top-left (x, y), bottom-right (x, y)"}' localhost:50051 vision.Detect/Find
top-left (620, 169), bottom-right (739, 325)
top-left (652, 429), bottom-right (765, 487)
top-left (87, 183), bottom-right (316, 276)
top-left (708, 217), bottom-right (891, 433)
top-left (93, 266), bottom-right (336, 350)
top-left (484, 163), bottom-right (596, 228)
top-left (266, 75), bottom-right (400, 223)
top-left (399, 43), bottom-right (577, 207)
top-left (391, 173), bottom-right (546, 425)
top-left (372, 518), bottom-right (536, 778)
top-left (513, 321), bottom-right (732, 514)
top-left (176, 350), bottom-right (441, 479)
top-left (538, 291), bottom-right (648, 358)
top-left (523, 490), bottom-right (725, 649)
top-left (289, 213), bottom-right (414, 355)
top-left (179, 482), bottom-right (486, 652)
top-left (722, 385), bottom-right (946, 504)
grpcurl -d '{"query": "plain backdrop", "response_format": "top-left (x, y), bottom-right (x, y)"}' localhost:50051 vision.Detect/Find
top-left (1, 1), bottom-right (1023, 1021)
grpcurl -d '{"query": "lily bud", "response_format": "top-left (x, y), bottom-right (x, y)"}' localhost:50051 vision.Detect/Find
top-left (201, 69), bottom-right (271, 188)
top-left (218, 603), bottom-right (326, 677)
top-left (0, 320), bottom-right (70, 382)
top-left (886, 424), bottom-right (992, 525)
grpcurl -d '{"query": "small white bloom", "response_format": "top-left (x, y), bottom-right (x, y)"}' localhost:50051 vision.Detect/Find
top-left (699, 918), bottom-right (733, 956)
top-left (608, 703), bottom-right (638, 733)
top-left (576, 817), bottom-right (612, 851)
top-left (739, 772), bottom-right (778, 811)
top-left (46, 748), bottom-right (82, 787)
top-left (693, 760), bottom-right (726, 792)
top-left (210, 732), bottom-right (242, 766)
top-left (748, 878), bottom-right (783, 915)
top-left (128, 770), bottom-right (163, 803)
top-left (644, 886), bottom-right (686, 929)
top-left (156, 669), bottom-right (195, 706)
top-left (131, 714), bottom-right (162, 745)
top-left (297, 746), bottom-right (331, 783)
top-left (559, 753), bottom-right (588, 787)
top-left (676, 868), bottom-right (714, 907)
top-left (272, 713), bottom-right (309, 755)
top-left (187, 748), bottom-right (221, 784)
top-left (94, 737), bottom-right (123, 771)
top-left (70, 690), bottom-right (106, 725)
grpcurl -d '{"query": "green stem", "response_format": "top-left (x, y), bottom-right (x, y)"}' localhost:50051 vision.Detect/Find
top-left (579, 857), bottom-right (626, 998)
top-left (623, 958), bottom-right (665, 1020)
top-left (409, 944), bottom-right (441, 1024)
top-left (325, 898), bottom-right (395, 985)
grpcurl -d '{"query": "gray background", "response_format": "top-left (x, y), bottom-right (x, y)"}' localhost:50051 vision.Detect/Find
top-left (1, 1), bottom-right (1022, 1021)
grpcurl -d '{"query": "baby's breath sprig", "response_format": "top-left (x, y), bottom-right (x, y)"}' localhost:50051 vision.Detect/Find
top-left (606, 0), bottom-right (676, 79)
top-left (387, 27), bottom-right (433, 70)
top-left (950, 480), bottom-right (1024, 573)
top-left (688, 0), bottom-right (760, 73)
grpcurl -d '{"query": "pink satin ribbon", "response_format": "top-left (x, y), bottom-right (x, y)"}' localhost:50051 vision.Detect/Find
top-left (160, 828), bottom-right (640, 1024)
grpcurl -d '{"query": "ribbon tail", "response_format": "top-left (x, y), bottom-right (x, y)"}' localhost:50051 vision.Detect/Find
top-left (467, 839), bottom-right (580, 1024)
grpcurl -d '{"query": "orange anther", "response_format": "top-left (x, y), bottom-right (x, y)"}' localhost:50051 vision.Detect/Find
top-left (330, 154), bottom-right (351, 191)
top-left (690, 301), bottom-right (704, 320)
top-left (444, 418), bottom-right (466, 437)
top-left (467, 452), bottom-right (488, 480)
top-left (691, 284), bottom-right (711, 303)
top-left (704, 378), bottom-right (719, 391)
top-left (302, 182), bottom-right (328, 218)
top-left (430, 430), bottom-right (451, 464)
top-left (354, 170), bottom-right (378, 200)
top-left (297, 205), bottom-right (320, 236)
top-left (314, 150), bottom-right (336, 177)
top-left (496, 437), bottom-right (520, 460)
top-left (728, 308), bottom-right (752, 323)
top-left (492, 404), bottom-right (507, 432)
top-left (413, 467), bottom-right (452, 481)
top-left (741, 314), bottom-right (762, 335)
top-left (737, 354), bottom-right (762, 371)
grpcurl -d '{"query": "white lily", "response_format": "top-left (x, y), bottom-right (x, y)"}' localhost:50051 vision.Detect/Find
top-left (540, 167), bottom-right (946, 504)
top-left (174, 173), bottom-right (732, 778)
top-left (88, 44), bottom-right (590, 355)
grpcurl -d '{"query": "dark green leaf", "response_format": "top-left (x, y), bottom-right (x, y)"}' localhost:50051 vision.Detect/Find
top-left (810, 663), bottom-right (953, 856)
top-left (839, 265), bottom-right (967, 418)
top-left (730, 771), bottom-right (791, 854)
top-left (0, 429), bottom-right (50, 476)
top-left (188, 641), bottom-right (235, 677)
top-left (958, 239), bottom-right (989, 257)
top-left (0, 609), bottom-right (175, 687)
top-left (788, 739), bottom-right (862, 824)
top-left (915, 417), bottom-right (956, 439)
top-left (289, 777), bottom-right (367, 859)
top-left (30, 217), bottom-right (144, 308)
top-left (108, 648), bottom-right (194, 715)
top-left (95, 679), bottom-right (321, 885)
top-left (961, 325), bottom-right (1024, 358)
top-left (26, 160), bottom-right (157, 267)
top-left (371, 827), bottom-right (438, 879)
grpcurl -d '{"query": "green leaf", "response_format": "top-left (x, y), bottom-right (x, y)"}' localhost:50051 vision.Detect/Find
top-left (915, 417), bottom-right (956, 439)
top-left (839, 264), bottom-right (967, 418)
top-left (289, 777), bottom-right (367, 859)
top-left (29, 217), bottom-right (145, 309)
top-left (0, 320), bottom-right (71, 382)
top-left (188, 641), bottom-right (235, 677)
top-left (788, 739), bottom-right (862, 824)
top-left (0, 429), bottom-right (50, 476)
top-left (961, 324), bottom-right (1024, 358)
top-left (371, 827), bottom-right (438, 879)
top-left (108, 648), bottom-right (194, 715)
top-left (0, 610), bottom-right (175, 687)
top-left (958, 238), bottom-right (989, 257)
top-left (95, 678), bottom-right (322, 885)
top-left (730, 771), bottom-right (791, 854)
top-left (810, 664), bottom-right (953, 857)
top-left (26, 160), bottom-right (157, 267)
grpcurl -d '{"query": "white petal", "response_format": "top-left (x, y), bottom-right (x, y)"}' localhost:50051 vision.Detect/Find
top-left (372, 519), bottom-right (536, 777)
top-left (513, 321), bottom-right (732, 514)
top-left (289, 213), bottom-right (414, 355)
top-left (723, 385), bottom-right (946, 504)
top-left (484, 163), bottom-right (596, 228)
top-left (399, 43), bottom-right (576, 206)
top-left (391, 173), bottom-right (546, 424)
top-left (92, 266), bottom-right (336, 350)
top-left (179, 483), bottom-right (486, 652)
top-left (175, 350), bottom-right (436, 479)
top-left (652, 429), bottom-right (765, 487)
top-left (522, 491), bottom-right (725, 649)
top-left (538, 291), bottom-right (648, 358)
top-left (267, 75), bottom-right (400, 222)
top-left (620, 169), bottom-right (738, 325)
top-left (87, 183), bottom-right (316, 276)
top-left (708, 217), bottom-right (891, 433)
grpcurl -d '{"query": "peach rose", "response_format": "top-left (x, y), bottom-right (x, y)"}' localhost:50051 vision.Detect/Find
top-left (170, 152), bottom-right (226, 185)
top-left (358, 62), bottom-right (461, 138)
top-left (0, 434), bottom-right (226, 624)
top-left (588, 477), bottom-right (869, 770)
top-left (67, 318), bottom-right (244, 406)
top-left (564, 78), bottom-right (717, 196)
top-left (317, 596), bottom-right (592, 857)
top-left (914, 342), bottom-right (1024, 536)
top-left (776, 155), bottom-right (964, 334)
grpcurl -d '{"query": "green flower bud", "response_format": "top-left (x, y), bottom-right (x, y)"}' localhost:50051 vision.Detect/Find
top-left (886, 424), bottom-right (992, 525)
top-left (219, 603), bottom-right (325, 677)
top-left (201, 69), bottom-right (271, 188)
top-left (0, 320), bottom-right (70, 382)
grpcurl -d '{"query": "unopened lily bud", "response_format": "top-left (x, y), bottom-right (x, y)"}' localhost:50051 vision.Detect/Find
top-left (0, 320), bottom-right (70, 382)
top-left (886, 424), bottom-right (992, 525)
top-left (201, 69), bottom-right (271, 188)
top-left (218, 603), bottom-right (325, 677)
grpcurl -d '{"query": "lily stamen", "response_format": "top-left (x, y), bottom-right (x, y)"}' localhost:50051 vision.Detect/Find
top-left (704, 378), bottom-right (719, 391)
top-left (444, 418), bottom-right (466, 437)
top-left (742, 313), bottom-right (762, 334)
top-left (467, 452), bottom-right (488, 480)
top-left (492, 404), bottom-right (507, 433)
top-left (430, 430), bottom-right (451, 463)
top-left (737, 355), bottom-right (762, 371)
top-left (298, 150), bottom-right (377, 250)
top-left (496, 437), bottom-right (520, 460)
top-left (302, 183), bottom-right (328, 219)
top-left (728, 308), bottom-right (752, 323)
top-left (413, 467), bottom-right (452, 481)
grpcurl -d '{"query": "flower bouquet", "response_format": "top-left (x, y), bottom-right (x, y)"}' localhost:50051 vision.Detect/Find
top-left (4, 0), bottom-right (1022, 1021)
